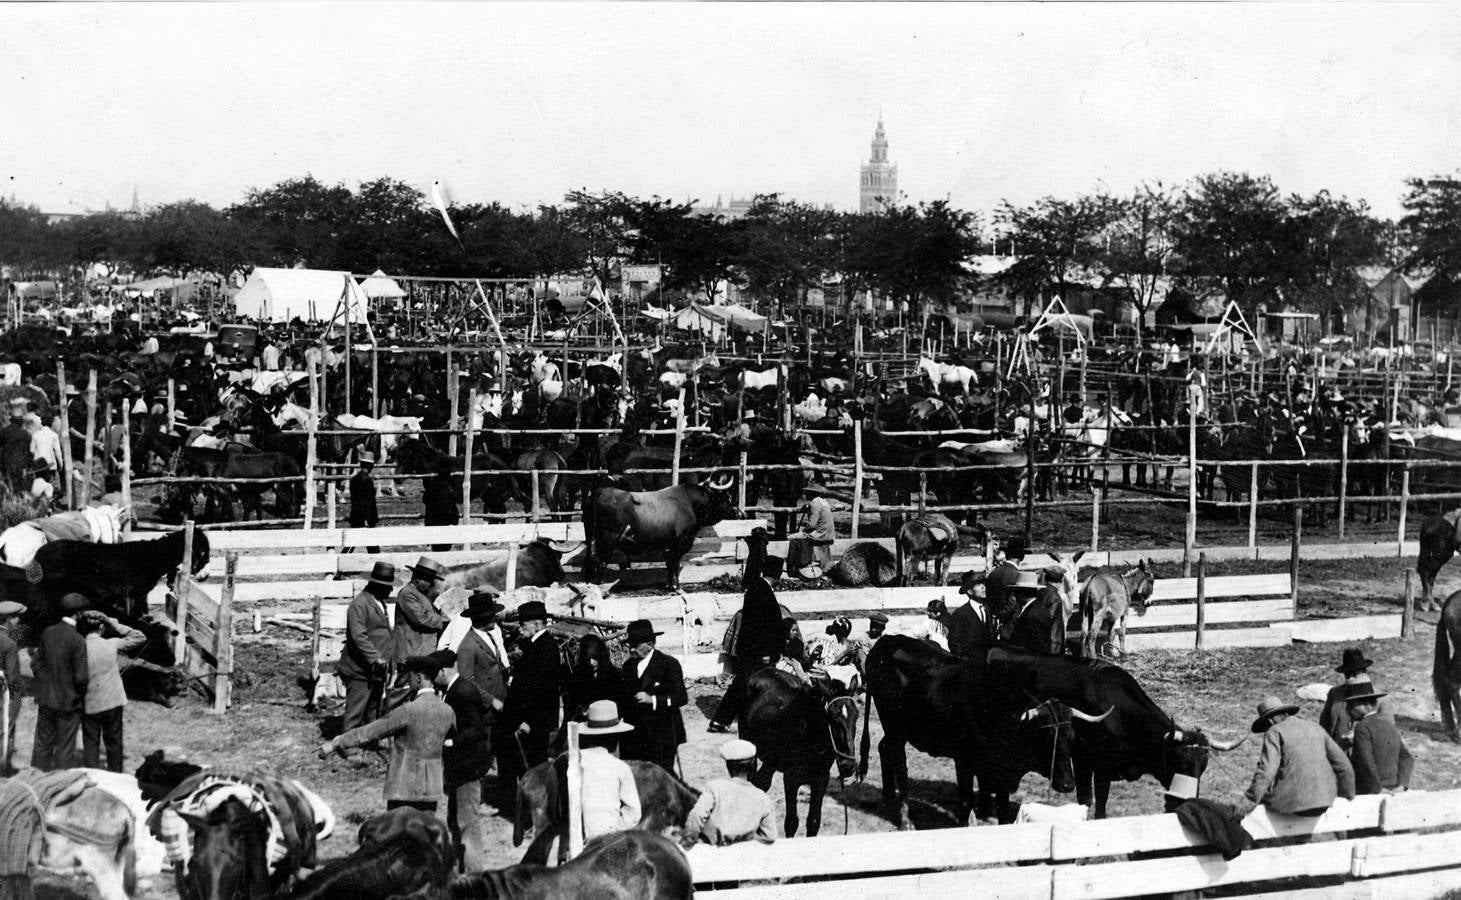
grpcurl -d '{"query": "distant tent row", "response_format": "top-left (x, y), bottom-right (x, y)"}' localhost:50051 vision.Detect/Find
top-left (232, 267), bottom-right (372, 323)
top-left (668, 303), bottom-right (769, 340)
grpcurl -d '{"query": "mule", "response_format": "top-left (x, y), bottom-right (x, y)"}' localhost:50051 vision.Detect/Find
top-left (741, 667), bottom-right (859, 837)
top-left (452, 830), bottom-right (693, 900)
top-left (1080, 560), bottom-right (1156, 658)
top-left (176, 796), bottom-right (273, 900)
top-left (896, 513), bottom-right (961, 586)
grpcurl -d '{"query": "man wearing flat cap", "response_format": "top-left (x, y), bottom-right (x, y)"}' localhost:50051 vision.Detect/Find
top-left (682, 739), bottom-right (777, 847)
top-left (503, 600), bottom-right (561, 782)
top-left (619, 619), bottom-right (687, 772)
top-left (1236, 695), bottom-right (1354, 818)
top-left (392, 556), bottom-right (448, 663)
top-left (32, 592), bottom-right (89, 770)
top-left (321, 655), bottom-right (456, 813)
top-left (337, 561), bottom-right (398, 738)
top-left (0, 600), bottom-right (23, 774)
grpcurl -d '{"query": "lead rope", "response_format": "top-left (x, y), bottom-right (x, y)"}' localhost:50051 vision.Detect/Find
top-left (824, 695), bottom-right (860, 835)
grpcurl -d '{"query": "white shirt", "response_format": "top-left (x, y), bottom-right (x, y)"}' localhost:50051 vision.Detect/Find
top-left (635, 649), bottom-right (655, 680)
top-left (473, 625), bottom-right (510, 671)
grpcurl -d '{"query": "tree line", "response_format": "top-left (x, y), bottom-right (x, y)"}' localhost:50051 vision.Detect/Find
top-left (2, 171), bottom-right (1459, 320)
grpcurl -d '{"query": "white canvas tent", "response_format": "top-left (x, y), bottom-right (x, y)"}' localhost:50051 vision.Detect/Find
top-left (669, 303), bottom-right (769, 340)
top-left (233, 267), bottom-right (371, 323)
top-left (358, 269), bottom-right (407, 301)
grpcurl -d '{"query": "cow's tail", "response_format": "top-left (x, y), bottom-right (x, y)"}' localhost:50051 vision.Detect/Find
top-left (857, 680), bottom-right (873, 782)
top-left (1435, 604), bottom-right (1454, 727)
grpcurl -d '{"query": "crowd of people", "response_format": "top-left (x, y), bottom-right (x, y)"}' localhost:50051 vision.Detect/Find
top-left (314, 552), bottom-right (776, 869)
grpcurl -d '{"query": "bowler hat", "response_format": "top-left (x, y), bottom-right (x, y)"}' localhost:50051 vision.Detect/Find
top-left (1335, 648), bottom-right (1374, 676)
top-left (1003, 535), bottom-right (1027, 559)
top-left (517, 600), bottom-right (550, 623)
top-left (0, 601), bottom-right (24, 617)
top-left (60, 593), bottom-right (88, 613)
top-left (959, 570), bottom-right (986, 595)
top-left (462, 590), bottom-right (506, 619)
top-left (409, 556), bottom-right (447, 581)
top-left (625, 619), bottom-right (661, 645)
top-left (366, 561), bottom-right (398, 588)
top-left (1250, 696), bottom-right (1300, 733)
top-left (583, 700), bottom-right (634, 735)
top-left (428, 649), bottom-right (458, 669)
top-left (1343, 682), bottom-right (1387, 704)
top-left (720, 739), bottom-right (757, 762)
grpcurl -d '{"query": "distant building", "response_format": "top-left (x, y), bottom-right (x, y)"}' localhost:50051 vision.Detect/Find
top-left (690, 195), bottom-right (755, 220)
top-left (859, 119), bottom-right (898, 214)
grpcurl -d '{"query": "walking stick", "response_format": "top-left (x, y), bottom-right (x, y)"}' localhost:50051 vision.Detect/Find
top-left (1, 674), bottom-right (9, 770)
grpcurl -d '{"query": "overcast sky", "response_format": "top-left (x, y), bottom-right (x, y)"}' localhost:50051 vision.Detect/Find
top-left (2, 3), bottom-right (1457, 223)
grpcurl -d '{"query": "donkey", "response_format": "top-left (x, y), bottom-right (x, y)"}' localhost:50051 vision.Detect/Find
top-left (1080, 559), bottom-right (1156, 658)
top-left (896, 513), bottom-right (962, 586)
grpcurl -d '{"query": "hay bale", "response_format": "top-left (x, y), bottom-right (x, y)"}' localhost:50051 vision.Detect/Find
top-left (829, 542), bottom-right (897, 587)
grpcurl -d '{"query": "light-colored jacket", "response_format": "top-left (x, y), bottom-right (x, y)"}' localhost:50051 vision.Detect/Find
top-left (338, 689), bottom-right (456, 803)
top-left (579, 746), bottom-right (640, 841)
top-left (684, 776), bottom-right (778, 846)
top-left (84, 623), bottom-right (147, 714)
top-left (1244, 716), bottom-right (1356, 815)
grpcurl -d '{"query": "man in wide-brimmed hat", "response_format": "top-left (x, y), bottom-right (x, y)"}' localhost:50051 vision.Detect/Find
top-left (337, 561), bottom-right (399, 738)
top-left (619, 619), bottom-right (687, 772)
top-left (985, 535), bottom-right (1026, 625)
top-left (710, 554), bottom-right (786, 734)
top-left (1344, 683), bottom-right (1412, 795)
top-left (1237, 695), bottom-right (1354, 818)
top-left (948, 571), bottom-right (995, 662)
top-left (503, 600), bottom-right (561, 781)
top-left (1319, 647), bottom-right (1395, 751)
top-left (392, 556), bottom-right (448, 662)
top-left (577, 700), bottom-right (641, 843)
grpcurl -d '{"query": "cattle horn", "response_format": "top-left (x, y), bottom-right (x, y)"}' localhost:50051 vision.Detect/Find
top-left (1069, 705), bottom-right (1115, 724)
top-left (1206, 734), bottom-right (1248, 752)
top-left (704, 472), bottom-right (735, 491)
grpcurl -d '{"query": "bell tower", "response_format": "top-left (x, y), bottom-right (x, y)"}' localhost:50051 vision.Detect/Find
top-left (859, 118), bottom-right (898, 213)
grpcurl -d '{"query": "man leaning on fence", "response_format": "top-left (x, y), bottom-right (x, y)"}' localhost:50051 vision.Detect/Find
top-left (1236, 696), bottom-right (1355, 818)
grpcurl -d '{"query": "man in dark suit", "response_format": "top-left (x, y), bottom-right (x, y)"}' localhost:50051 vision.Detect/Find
top-left (430, 649), bottom-right (492, 871)
top-left (1008, 580), bottom-right (1055, 654)
top-left (985, 535), bottom-right (1026, 624)
top-left (619, 619), bottom-right (688, 772)
top-left (346, 452), bottom-right (380, 553)
top-left (422, 459), bottom-right (460, 552)
top-left (710, 557), bottom-right (786, 732)
top-left (455, 589), bottom-right (509, 717)
top-left (337, 562), bottom-right (397, 741)
top-left (948, 571), bottom-right (996, 662)
top-left (503, 600), bottom-right (560, 783)
top-left (32, 592), bottom-right (89, 770)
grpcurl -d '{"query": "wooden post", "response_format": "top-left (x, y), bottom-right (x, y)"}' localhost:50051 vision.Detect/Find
top-left (1185, 394), bottom-right (1197, 577)
top-left (309, 594), bottom-right (323, 692)
top-left (119, 403), bottom-right (133, 531)
top-left (1079, 351), bottom-right (1088, 407)
top-left (671, 387), bottom-right (686, 485)
top-left (505, 542), bottom-right (519, 593)
top-left (212, 552), bottom-right (237, 714)
top-left (174, 520), bottom-right (194, 663)
top-left (462, 389), bottom-right (477, 525)
top-left (1397, 466), bottom-right (1410, 558)
top-left (566, 720), bottom-right (584, 860)
top-left (1195, 552), bottom-right (1207, 650)
top-left (1024, 381), bottom-right (1036, 548)
top-left (737, 451), bottom-right (748, 517)
top-left (304, 361), bottom-right (319, 529)
top-left (1403, 570), bottom-right (1415, 639)
top-left (371, 344), bottom-right (380, 417)
top-left (447, 349), bottom-right (459, 457)
top-left (530, 469), bottom-right (541, 523)
top-left (82, 370), bottom-right (98, 507)
top-left (851, 424), bottom-right (864, 541)
top-left (918, 471), bottom-right (927, 516)
top-left (327, 481), bottom-right (337, 529)
top-left (1337, 424), bottom-right (1349, 539)
top-left (57, 361), bottom-right (73, 511)
top-left (1090, 474), bottom-right (1101, 554)
top-left (166, 376), bottom-right (176, 432)
top-left (1248, 462), bottom-right (1260, 554)
top-left (1290, 506), bottom-right (1302, 616)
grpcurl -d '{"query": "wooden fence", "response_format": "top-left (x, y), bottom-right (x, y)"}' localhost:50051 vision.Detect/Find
top-left (164, 523), bottom-right (235, 713)
top-left (686, 788), bottom-right (1461, 900)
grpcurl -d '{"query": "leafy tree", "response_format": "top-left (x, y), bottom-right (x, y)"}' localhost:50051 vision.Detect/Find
top-left (560, 189), bottom-right (637, 285)
top-left (229, 175), bottom-right (353, 268)
top-left (1097, 183), bottom-right (1179, 335)
top-left (1400, 173), bottom-right (1461, 278)
top-left (0, 202), bottom-right (56, 275)
top-left (735, 195), bottom-right (839, 312)
top-left (1282, 190), bottom-right (1384, 314)
top-left (51, 212), bottom-right (141, 273)
top-left (141, 200), bottom-right (264, 275)
top-left (1173, 171), bottom-right (1293, 311)
top-left (996, 195), bottom-right (1116, 316)
top-left (341, 177), bottom-right (434, 273)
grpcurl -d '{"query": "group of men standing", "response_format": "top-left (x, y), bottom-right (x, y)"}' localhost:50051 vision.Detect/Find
top-left (321, 553), bottom-right (707, 865)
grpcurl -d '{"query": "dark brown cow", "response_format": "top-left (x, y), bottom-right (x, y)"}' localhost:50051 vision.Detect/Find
top-left (582, 478), bottom-right (737, 590)
top-left (454, 830), bottom-right (692, 900)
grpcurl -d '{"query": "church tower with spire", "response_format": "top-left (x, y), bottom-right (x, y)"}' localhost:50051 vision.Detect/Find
top-left (859, 118), bottom-right (898, 213)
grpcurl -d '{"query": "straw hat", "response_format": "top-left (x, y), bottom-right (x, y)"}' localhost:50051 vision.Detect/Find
top-left (409, 556), bottom-right (447, 582)
top-left (583, 700), bottom-right (634, 735)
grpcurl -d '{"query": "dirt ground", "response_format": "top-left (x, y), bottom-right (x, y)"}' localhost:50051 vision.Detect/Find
top-left (24, 540), bottom-right (1461, 899)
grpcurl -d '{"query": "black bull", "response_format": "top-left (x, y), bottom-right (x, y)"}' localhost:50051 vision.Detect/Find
top-left (984, 647), bottom-right (1247, 819)
top-left (583, 479), bottom-right (738, 590)
top-left (454, 830), bottom-right (693, 900)
top-left (860, 635), bottom-right (1112, 829)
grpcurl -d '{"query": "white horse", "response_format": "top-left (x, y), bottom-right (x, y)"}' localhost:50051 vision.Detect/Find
top-left (917, 356), bottom-right (977, 395)
top-left (738, 367), bottom-right (782, 391)
top-left (272, 401), bottom-right (311, 430)
top-left (335, 413), bottom-right (423, 496)
top-left (793, 392), bottom-right (828, 423)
